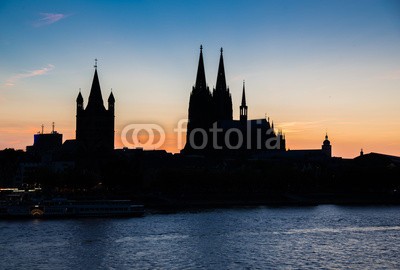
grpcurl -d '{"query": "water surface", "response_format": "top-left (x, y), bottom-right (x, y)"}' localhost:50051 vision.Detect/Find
top-left (1, 205), bottom-right (400, 269)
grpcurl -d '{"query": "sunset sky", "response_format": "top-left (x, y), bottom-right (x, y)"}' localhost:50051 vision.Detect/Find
top-left (0, 0), bottom-right (399, 158)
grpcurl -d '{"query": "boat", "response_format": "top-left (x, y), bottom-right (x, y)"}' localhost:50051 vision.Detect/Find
top-left (0, 198), bottom-right (145, 219)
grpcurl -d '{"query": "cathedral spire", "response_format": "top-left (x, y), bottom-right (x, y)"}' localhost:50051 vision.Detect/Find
top-left (213, 47), bottom-right (232, 121)
top-left (108, 89), bottom-right (115, 112)
top-left (215, 47), bottom-right (227, 91)
top-left (76, 88), bottom-right (84, 112)
top-left (86, 62), bottom-right (105, 111)
top-left (76, 89), bottom-right (83, 103)
top-left (108, 90), bottom-right (115, 103)
top-left (241, 80), bottom-right (246, 107)
top-left (195, 45), bottom-right (207, 91)
top-left (240, 80), bottom-right (248, 122)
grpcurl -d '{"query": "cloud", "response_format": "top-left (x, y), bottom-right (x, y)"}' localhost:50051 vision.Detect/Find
top-left (5, 64), bottom-right (55, 86)
top-left (34, 13), bottom-right (68, 27)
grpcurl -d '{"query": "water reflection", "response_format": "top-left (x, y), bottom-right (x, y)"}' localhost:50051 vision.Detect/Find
top-left (1, 205), bottom-right (400, 269)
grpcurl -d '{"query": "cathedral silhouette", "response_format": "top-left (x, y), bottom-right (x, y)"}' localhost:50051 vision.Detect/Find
top-left (183, 46), bottom-right (286, 156)
top-left (69, 49), bottom-right (330, 159)
top-left (14, 47), bottom-right (336, 187)
top-left (76, 60), bottom-right (115, 153)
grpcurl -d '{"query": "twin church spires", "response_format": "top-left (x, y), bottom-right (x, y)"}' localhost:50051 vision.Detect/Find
top-left (188, 45), bottom-right (242, 130)
top-left (185, 46), bottom-right (251, 153)
top-left (184, 45), bottom-right (286, 154)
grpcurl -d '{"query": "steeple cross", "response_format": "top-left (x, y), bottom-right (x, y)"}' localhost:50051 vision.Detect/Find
top-left (94, 58), bottom-right (98, 69)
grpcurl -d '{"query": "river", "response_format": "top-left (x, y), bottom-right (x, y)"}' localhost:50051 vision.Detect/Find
top-left (1, 205), bottom-right (400, 269)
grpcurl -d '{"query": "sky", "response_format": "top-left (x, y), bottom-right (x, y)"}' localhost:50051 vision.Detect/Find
top-left (0, 0), bottom-right (399, 158)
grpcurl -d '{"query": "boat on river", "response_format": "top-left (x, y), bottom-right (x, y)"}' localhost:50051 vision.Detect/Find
top-left (0, 198), bottom-right (144, 219)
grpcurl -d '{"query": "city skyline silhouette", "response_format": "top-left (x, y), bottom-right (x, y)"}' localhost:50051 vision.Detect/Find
top-left (1, 0), bottom-right (399, 158)
top-left (1, 3), bottom-right (400, 270)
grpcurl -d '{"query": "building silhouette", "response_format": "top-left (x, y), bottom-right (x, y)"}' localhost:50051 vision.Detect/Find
top-left (322, 133), bottom-right (332, 157)
top-left (183, 46), bottom-right (285, 155)
top-left (185, 45), bottom-right (214, 151)
top-left (26, 123), bottom-right (62, 155)
top-left (213, 48), bottom-right (233, 122)
top-left (76, 61), bottom-right (115, 153)
top-left (240, 81), bottom-right (248, 123)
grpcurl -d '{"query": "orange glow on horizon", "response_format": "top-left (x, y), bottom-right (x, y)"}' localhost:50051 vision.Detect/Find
top-left (1, 120), bottom-right (399, 159)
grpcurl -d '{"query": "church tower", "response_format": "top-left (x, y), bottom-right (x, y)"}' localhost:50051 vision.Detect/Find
top-left (184, 46), bottom-right (214, 152)
top-left (76, 60), bottom-right (115, 153)
top-left (322, 133), bottom-right (332, 157)
top-left (240, 80), bottom-right (248, 123)
top-left (213, 48), bottom-right (233, 122)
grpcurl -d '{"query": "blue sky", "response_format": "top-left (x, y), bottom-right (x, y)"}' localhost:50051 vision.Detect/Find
top-left (1, 0), bottom-right (399, 157)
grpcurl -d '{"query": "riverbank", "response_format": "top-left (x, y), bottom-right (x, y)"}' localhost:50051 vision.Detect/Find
top-left (138, 191), bottom-right (400, 213)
